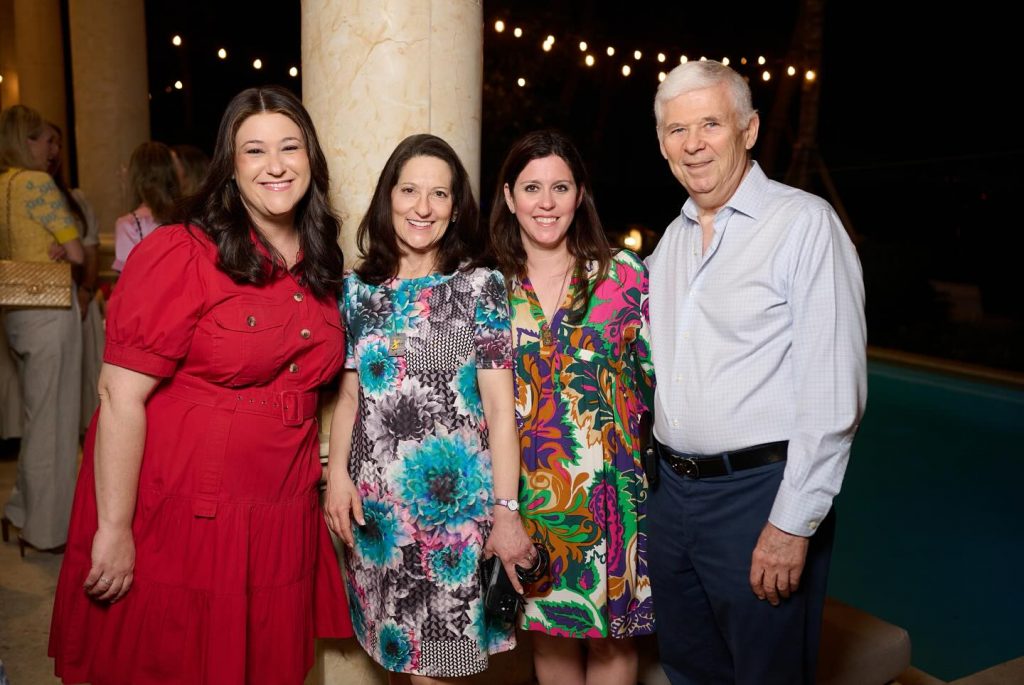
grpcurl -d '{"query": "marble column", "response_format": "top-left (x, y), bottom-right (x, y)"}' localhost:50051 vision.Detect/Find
top-left (302, 0), bottom-right (483, 266)
top-left (301, 2), bottom-right (490, 684)
top-left (67, 0), bottom-right (149, 265)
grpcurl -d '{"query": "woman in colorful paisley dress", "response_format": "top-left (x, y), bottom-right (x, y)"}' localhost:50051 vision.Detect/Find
top-left (486, 130), bottom-right (655, 685)
top-left (323, 134), bottom-right (535, 682)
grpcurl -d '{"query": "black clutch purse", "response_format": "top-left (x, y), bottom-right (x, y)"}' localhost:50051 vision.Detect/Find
top-left (479, 555), bottom-right (522, 624)
top-left (479, 544), bottom-right (550, 624)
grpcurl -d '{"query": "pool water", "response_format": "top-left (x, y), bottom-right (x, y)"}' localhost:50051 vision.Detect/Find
top-left (828, 361), bottom-right (1024, 680)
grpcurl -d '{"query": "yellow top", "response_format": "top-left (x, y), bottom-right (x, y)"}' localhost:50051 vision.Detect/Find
top-left (1, 168), bottom-right (80, 262)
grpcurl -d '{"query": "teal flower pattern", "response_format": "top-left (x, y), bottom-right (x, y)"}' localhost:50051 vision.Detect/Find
top-left (377, 621), bottom-right (418, 672)
top-left (341, 268), bottom-right (516, 677)
top-left (395, 432), bottom-right (489, 530)
top-left (450, 360), bottom-right (483, 420)
top-left (353, 496), bottom-right (411, 569)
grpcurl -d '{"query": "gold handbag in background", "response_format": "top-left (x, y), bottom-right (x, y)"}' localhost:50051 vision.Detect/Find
top-left (0, 170), bottom-right (73, 309)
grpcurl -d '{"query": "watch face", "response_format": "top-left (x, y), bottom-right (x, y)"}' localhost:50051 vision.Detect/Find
top-left (500, 499), bottom-right (519, 511)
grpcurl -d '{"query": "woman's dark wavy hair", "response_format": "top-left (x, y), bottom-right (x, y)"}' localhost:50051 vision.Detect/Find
top-left (355, 134), bottom-right (479, 285)
top-left (486, 129), bottom-right (610, 319)
top-left (128, 141), bottom-right (180, 223)
top-left (179, 85), bottom-right (343, 298)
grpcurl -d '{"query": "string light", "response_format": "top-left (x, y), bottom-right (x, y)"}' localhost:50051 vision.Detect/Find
top-left (546, 35), bottom-right (555, 44)
top-left (173, 80), bottom-right (183, 90)
top-left (633, 50), bottom-right (642, 60)
top-left (253, 59), bottom-right (263, 70)
top-left (172, 35), bottom-right (182, 46)
top-left (513, 27), bottom-right (523, 38)
top-left (517, 77), bottom-right (526, 87)
top-left (699, 56), bottom-right (707, 61)
top-left (584, 54), bottom-right (595, 67)
top-left (761, 70), bottom-right (771, 81)
top-left (658, 71), bottom-right (667, 82)
top-left (786, 65), bottom-right (796, 76)
top-left (579, 41), bottom-right (587, 51)
top-left (657, 52), bottom-right (666, 63)
top-left (543, 41), bottom-right (552, 52)
top-left (0, 75), bottom-right (4, 84)
top-left (494, 20), bottom-right (505, 33)
top-left (805, 69), bottom-right (817, 81)
top-left (679, 55), bottom-right (688, 64)
top-left (217, 48), bottom-right (227, 59)
top-left (757, 55), bottom-right (766, 65)
top-left (722, 57), bottom-right (730, 66)
top-left (621, 65), bottom-right (631, 77)
top-left (606, 46), bottom-right (615, 56)
top-left (741, 57), bottom-right (748, 65)
top-left (289, 66), bottom-right (299, 77)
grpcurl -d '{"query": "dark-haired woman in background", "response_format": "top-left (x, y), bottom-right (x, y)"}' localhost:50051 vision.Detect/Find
top-left (487, 130), bottom-right (654, 685)
top-left (111, 141), bottom-right (180, 272)
top-left (49, 86), bottom-right (352, 685)
top-left (323, 133), bottom-right (533, 682)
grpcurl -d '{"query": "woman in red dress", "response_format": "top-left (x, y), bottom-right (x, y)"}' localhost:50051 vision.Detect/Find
top-left (48, 86), bottom-right (352, 685)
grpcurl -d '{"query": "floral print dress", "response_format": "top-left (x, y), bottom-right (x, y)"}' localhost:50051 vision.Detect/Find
top-left (512, 249), bottom-right (655, 638)
top-left (341, 266), bottom-right (515, 678)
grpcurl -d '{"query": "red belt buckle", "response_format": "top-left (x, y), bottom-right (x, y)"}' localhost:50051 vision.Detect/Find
top-left (281, 390), bottom-right (303, 426)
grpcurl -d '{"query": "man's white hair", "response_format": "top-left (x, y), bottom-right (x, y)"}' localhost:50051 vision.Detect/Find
top-left (654, 60), bottom-right (756, 130)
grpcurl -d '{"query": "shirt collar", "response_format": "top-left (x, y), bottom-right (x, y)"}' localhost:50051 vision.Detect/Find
top-left (680, 160), bottom-right (768, 225)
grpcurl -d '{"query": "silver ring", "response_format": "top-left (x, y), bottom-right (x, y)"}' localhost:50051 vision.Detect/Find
top-left (99, 577), bottom-right (112, 586)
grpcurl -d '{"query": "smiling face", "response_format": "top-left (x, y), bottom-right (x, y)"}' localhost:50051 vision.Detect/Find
top-left (233, 112), bottom-right (311, 231)
top-left (658, 81), bottom-right (759, 215)
top-left (390, 155), bottom-right (454, 260)
top-left (504, 154), bottom-right (582, 254)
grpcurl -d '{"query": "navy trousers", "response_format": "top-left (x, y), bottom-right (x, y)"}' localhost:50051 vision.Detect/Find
top-left (648, 459), bottom-right (835, 685)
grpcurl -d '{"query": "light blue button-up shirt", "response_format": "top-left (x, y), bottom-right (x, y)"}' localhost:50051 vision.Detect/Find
top-left (646, 162), bottom-right (867, 536)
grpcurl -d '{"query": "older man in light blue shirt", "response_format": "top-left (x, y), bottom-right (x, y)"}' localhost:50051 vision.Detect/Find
top-left (646, 60), bottom-right (867, 685)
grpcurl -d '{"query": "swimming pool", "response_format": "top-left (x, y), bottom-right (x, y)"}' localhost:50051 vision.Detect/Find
top-left (828, 358), bottom-right (1024, 680)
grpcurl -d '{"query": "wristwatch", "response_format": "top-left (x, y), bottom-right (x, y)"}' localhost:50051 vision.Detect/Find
top-left (495, 498), bottom-right (520, 512)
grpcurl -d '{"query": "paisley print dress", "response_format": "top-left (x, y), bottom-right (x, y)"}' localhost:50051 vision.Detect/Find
top-left (341, 266), bottom-right (516, 677)
top-left (511, 249), bottom-right (655, 638)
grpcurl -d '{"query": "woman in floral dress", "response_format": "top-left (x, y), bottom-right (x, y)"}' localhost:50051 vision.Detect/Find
top-left (486, 130), bottom-right (655, 685)
top-left (323, 134), bottom-right (535, 682)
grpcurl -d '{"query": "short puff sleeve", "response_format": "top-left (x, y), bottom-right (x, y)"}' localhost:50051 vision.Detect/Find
top-left (474, 269), bottom-right (513, 369)
top-left (104, 225), bottom-right (208, 377)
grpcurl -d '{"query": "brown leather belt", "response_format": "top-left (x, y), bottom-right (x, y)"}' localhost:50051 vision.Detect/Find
top-left (654, 439), bottom-right (788, 479)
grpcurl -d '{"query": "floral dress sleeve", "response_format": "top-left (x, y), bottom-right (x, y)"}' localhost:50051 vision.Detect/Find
top-left (474, 269), bottom-right (513, 369)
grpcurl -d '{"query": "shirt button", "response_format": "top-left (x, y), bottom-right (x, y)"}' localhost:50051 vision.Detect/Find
top-left (675, 374), bottom-right (682, 382)
top-left (300, 329), bottom-right (311, 339)
top-left (293, 292), bottom-right (304, 302)
top-left (808, 520), bottom-right (819, 531)
top-left (246, 315), bottom-right (257, 327)
top-left (682, 332), bottom-right (690, 340)
top-left (672, 419), bottom-right (679, 427)
top-left (288, 363), bottom-right (299, 373)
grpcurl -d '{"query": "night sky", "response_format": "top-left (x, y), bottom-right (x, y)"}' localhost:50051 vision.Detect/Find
top-left (142, 0), bottom-right (1022, 370)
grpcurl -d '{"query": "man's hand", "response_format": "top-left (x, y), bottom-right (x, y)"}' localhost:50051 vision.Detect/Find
top-left (749, 522), bottom-right (809, 606)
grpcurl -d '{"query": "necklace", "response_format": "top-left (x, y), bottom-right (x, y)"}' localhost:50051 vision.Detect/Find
top-left (538, 262), bottom-right (572, 346)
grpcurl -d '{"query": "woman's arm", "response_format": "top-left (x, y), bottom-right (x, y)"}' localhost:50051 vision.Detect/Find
top-left (323, 370), bottom-right (364, 547)
top-left (85, 363), bottom-right (160, 602)
top-left (479, 367), bottom-right (534, 594)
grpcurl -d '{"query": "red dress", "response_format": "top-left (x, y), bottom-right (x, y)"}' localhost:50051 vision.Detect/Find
top-left (49, 225), bottom-right (352, 685)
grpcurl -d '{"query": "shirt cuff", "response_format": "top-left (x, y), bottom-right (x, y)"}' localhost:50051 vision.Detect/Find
top-left (767, 478), bottom-right (833, 537)
top-left (104, 342), bottom-right (178, 378)
top-left (53, 227), bottom-right (81, 244)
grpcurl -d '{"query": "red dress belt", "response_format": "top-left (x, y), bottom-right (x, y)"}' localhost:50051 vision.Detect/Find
top-left (161, 371), bottom-right (318, 427)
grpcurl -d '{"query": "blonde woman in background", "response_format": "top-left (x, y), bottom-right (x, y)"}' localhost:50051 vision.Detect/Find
top-left (0, 104), bottom-right (84, 556)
